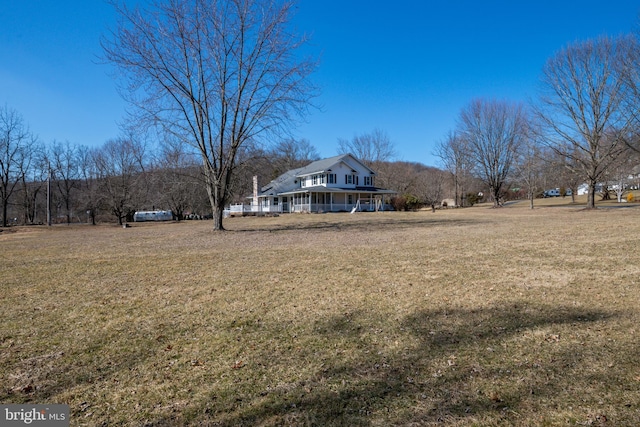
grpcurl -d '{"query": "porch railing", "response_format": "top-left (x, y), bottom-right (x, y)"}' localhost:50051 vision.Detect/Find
top-left (225, 202), bottom-right (393, 216)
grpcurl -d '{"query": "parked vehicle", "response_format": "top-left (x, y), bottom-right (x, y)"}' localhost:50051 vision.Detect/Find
top-left (133, 210), bottom-right (173, 222)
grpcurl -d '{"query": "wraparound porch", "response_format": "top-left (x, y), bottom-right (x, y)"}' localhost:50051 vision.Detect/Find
top-left (277, 190), bottom-right (395, 213)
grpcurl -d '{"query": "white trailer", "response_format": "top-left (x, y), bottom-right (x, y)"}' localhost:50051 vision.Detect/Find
top-left (133, 210), bottom-right (173, 222)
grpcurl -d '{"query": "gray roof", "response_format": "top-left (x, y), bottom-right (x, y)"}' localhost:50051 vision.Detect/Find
top-left (293, 154), bottom-right (372, 177)
top-left (277, 186), bottom-right (396, 196)
top-left (258, 154), bottom-right (393, 197)
top-left (259, 166), bottom-right (306, 196)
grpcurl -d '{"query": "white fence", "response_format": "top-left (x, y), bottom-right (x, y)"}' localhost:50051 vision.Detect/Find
top-left (224, 202), bottom-right (392, 216)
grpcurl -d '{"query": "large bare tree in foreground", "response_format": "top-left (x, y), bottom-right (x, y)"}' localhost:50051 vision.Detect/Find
top-left (103, 0), bottom-right (317, 230)
top-left (535, 35), bottom-right (635, 209)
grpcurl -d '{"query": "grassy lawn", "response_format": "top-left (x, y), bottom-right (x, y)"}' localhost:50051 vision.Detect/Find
top-left (2, 201), bottom-right (640, 426)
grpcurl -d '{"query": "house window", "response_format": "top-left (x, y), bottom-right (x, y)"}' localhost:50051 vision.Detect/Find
top-left (300, 178), bottom-right (306, 187)
top-left (345, 174), bottom-right (354, 185)
top-left (348, 194), bottom-right (353, 204)
top-left (273, 197), bottom-right (279, 205)
top-left (320, 174), bottom-right (326, 184)
top-left (312, 175), bottom-right (318, 185)
top-left (364, 176), bottom-right (374, 186)
top-left (328, 174), bottom-right (336, 184)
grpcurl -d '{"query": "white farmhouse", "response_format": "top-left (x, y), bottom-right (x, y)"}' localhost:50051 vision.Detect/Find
top-left (247, 154), bottom-right (396, 214)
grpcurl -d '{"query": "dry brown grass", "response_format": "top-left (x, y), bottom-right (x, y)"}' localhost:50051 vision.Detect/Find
top-left (2, 202), bottom-right (640, 426)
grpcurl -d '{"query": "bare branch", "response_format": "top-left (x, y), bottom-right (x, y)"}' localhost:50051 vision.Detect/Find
top-left (103, 0), bottom-right (318, 230)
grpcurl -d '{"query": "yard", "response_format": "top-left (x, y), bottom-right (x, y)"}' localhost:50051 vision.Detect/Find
top-left (1, 201), bottom-right (640, 426)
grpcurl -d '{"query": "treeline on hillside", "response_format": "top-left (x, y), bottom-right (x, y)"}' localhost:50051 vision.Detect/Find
top-left (0, 123), bottom-right (462, 226)
top-left (7, 32), bottom-right (640, 225)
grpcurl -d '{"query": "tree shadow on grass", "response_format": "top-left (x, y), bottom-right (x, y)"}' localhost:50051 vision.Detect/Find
top-left (11, 302), bottom-right (620, 426)
top-left (0, 316), bottom-right (170, 421)
top-left (173, 303), bottom-right (618, 426)
top-left (230, 216), bottom-right (492, 234)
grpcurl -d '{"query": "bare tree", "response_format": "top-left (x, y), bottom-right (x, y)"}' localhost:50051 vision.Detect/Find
top-left (338, 128), bottom-right (397, 192)
top-left (153, 137), bottom-right (207, 219)
top-left (18, 141), bottom-right (47, 224)
top-left (600, 145), bottom-right (637, 202)
top-left (77, 145), bottom-right (101, 225)
top-left (93, 137), bottom-right (147, 225)
top-left (620, 33), bottom-right (640, 151)
top-left (551, 150), bottom-right (587, 203)
top-left (436, 131), bottom-right (473, 207)
top-left (103, 0), bottom-right (317, 230)
top-left (513, 137), bottom-right (545, 209)
top-left (271, 138), bottom-right (319, 173)
top-left (417, 166), bottom-right (447, 210)
top-left (337, 128), bottom-right (396, 168)
top-left (50, 140), bottom-right (81, 224)
top-left (0, 107), bottom-right (37, 227)
top-left (381, 161), bottom-right (421, 195)
top-left (535, 35), bottom-right (635, 209)
top-left (458, 99), bottom-right (528, 208)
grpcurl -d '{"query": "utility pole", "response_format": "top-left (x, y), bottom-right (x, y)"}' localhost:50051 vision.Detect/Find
top-left (47, 165), bottom-right (51, 226)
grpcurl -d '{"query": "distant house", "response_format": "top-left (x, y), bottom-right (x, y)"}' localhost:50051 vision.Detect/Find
top-left (231, 154), bottom-right (396, 215)
top-left (577, 184), bottom-right (589, 196)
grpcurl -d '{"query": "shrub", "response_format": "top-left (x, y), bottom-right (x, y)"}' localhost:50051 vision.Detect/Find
top-left (390, 195), bottom-right (422, 211)
top-left (466, 192), bottom-right (482, 207)
top-left (390, 196), bottom-right (407, 211)
top-left (404, 194), bottom-right (422, 211)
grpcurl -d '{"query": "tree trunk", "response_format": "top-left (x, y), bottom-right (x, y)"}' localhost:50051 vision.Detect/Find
top-left (491, 185), bottom-right (501, 208)
top-left (587, 181), bottom-right (597, 209)
top-left (104, 0), bottom-right (317, 234)
top-left (206, 175), bottom-right (226, 232)
top-left (454, 175), bottom-right (460, 207)
top-left (2, 200), bottom-right (7, 227)
top-left (213, 205), bottom-right (225, 231)
top-left (66, 199), bottom-right (72, 224)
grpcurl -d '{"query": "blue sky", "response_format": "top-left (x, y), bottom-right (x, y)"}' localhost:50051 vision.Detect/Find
top-left (1, 1), bottom-right (639, 167)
